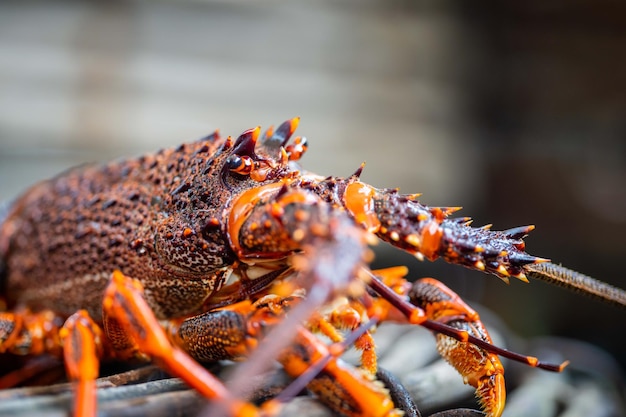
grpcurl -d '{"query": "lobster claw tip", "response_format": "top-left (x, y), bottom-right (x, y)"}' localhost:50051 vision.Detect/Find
top-left (476, 373), bottom-right (506, 417)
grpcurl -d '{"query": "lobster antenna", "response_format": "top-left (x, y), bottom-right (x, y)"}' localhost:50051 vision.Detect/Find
top-left (365, 269), bottom-right (568, 372)
top-left (525, 262), bottom-right (626, 309)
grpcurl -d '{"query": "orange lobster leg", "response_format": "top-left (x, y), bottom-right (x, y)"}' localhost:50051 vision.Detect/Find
top-left (0, 309), bottom-right (65, 388)
top-left (0, 309), bottom-right (63, 357)
top-left (102, 270), bottom-right (259, 417)
top-left (168, 293), bottom-right (400, 417)
top-left (363, 268), bottom-right (563, 417)
top-left (368, 271), bottom-right (506, 416)
top-left (408, 278), bottom-right (505, 417)
top-left (308, 300), bottom-right (378, 375)
top-left (279, 328), bottom-right (399, 417)
top-left (59, 310), bottom-right (104, 417)
top-left (357, 268), bottom-right (506, 416)
top-left (0, 308), bottom-right (102, 415)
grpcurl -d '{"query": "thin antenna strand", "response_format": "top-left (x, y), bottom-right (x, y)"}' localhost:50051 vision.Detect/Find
top-left (525, 262), bottom-right (626, 309)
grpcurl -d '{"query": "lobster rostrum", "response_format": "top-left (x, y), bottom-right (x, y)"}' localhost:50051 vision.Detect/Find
top-left (1, 118), bottom-right (623, 417)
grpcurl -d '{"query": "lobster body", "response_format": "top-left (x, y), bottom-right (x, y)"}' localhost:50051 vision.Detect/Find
top-left (0, 121), bottom-right (534, 322)
top-left (1, 136), bottom-right (239, 320)
top-left (0, 119), bottom-right (587, 417)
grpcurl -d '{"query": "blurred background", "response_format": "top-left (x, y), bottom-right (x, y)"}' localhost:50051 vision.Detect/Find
top-left (1, 0), bottom-right (625, 378)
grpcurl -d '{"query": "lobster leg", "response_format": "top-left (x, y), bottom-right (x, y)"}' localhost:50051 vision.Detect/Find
top-left (366, 270), bottom-right (568, 373)
top-left (59, 310), bottom-right (104, 417)
top-left (408, 278), bottom-right (505, 417)
top-left (0, 308), bottom-right (103, 416)
top-left (167, 294), bottom-right (400, 417)
top-left (102, 270), bottom-right (259, 417)
top-left (0, 309), bottom-right (64, 357)
top-left (0, 309), bottom-right (65, 388)
top-left (166, 295), bottom-right (290, 364)
top-left (308, 299), bottom-right (378, 375)
top-left (279, 327), bottom-right (398, 417)
top-left (357, 268), bottom-right (568, 417)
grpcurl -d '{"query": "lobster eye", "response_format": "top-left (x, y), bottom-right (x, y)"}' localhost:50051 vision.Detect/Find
top-left (225, 155), bottom-right (242, 170)
top-left (225, 154), bottom-right (253, 175)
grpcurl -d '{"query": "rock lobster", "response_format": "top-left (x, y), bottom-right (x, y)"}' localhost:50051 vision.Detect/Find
top-left (1, 118), bottom-right (624, 417)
